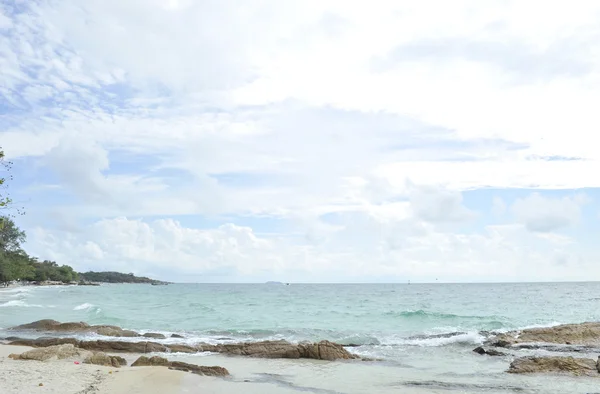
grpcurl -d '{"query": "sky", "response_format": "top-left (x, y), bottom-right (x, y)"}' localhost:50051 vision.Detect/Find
top-left (1, 0), bottom-right (600, 283)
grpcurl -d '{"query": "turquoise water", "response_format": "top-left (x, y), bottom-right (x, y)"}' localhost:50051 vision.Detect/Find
top-left (3, 282), bottom-right (600, 393)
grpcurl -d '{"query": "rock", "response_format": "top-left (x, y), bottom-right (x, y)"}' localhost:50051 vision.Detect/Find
top-left (8, 336), bottom-right (359, 360)
top-left (95, 326), bottom-right (139, 338)
top-left (488, 322), bottom-right (600, 347)
top-left (9, 338), bottom-right (81, 348)
top-left (131, 356), bottom-right (170, 367)
top-left (171, 334), bottom-right (184, 339)
top-left (169, 361), bottom-right (229, 376)
top-left (472, 346), bottom-right (507, 356)
top-left (167, 344), bottom-right (199, 354)
top-left (143, 333), bottom-right (166, 339)
top-left (79, 340), bottom-right (168, 354)
top-left (8, 344), bottom-right (89, 361)
top-left (508, 356), bottom-right (598, 376)
top-left (11, 320), bottom-right (90, 332)
top-left (10, 320), bottom-right (140, 337)
top-left (132, 356), bottom-right (229, 376)
top-left (84, 352), bottom-right (127, 368)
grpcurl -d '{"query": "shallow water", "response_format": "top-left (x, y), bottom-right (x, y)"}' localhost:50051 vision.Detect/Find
top-left (2, 282), bottom-right (600, 393)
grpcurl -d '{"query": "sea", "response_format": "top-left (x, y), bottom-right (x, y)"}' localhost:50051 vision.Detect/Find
top-left (2, 282), bottom-right (600, 393)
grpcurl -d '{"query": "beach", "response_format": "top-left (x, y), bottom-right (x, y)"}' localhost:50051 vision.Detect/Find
top-left (0, 344), bottom-right (190, 394)
top-left (4, 283), bottom-right (600, 393)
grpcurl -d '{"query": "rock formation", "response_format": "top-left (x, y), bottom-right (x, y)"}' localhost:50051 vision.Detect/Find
top-left (9, 337), bottom-right (358, 360)
top-left (131, 356), bottom-right (229, 376)
top-left (83, 352), bottom-right (127, 368)
top-left (508, 356), bottom-right (599, 376)
top-left (488, 322), bottom-right (600, 347)
top-left (8, 344), bottom-right (89, 361)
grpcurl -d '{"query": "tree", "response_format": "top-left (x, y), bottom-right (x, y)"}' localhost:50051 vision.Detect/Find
top-left (0, 216), bottom-right (26, 253)
top-left (0, 148), bottom-right (24, 222)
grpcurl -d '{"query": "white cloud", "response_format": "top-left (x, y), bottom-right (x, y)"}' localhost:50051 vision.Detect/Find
top-left (510, 193), bottom-right (588, 232)
top-left (3, 0), bottom-right (600, 281)
top-left (24, 215), bottom-right (596, 283)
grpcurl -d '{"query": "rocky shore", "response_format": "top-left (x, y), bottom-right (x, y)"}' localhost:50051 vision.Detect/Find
top-left (5, 319), bottom-right (360, 361)
top-left (7, 319), bottom-right (600, 382)
top-left (472, 322), bottom-right (600, 376)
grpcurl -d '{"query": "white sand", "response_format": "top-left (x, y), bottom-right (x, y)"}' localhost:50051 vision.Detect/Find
top-left (0, 345), bottom-right (188, 394)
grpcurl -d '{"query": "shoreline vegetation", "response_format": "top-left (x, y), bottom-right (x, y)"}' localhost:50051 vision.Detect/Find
top-left (0, 216), bottom-right (169, 287)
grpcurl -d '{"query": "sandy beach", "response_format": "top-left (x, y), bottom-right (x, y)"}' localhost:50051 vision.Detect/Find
top-left (0, 344), bottom-right (187, 394)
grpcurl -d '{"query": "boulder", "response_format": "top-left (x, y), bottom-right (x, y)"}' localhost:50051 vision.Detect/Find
top-left (508, 356), bottom-right (598, 376)
top-left (8, 344), bottom-right (89, 361)
top-left (131, 356), bottom-right (229, 376)
top-left (472, 346), bottom-right (507, 356)
top-left (301, 340), bottom-right (357, 361)
top-left (171, 334), bottom-right (184, 339)
top-left (143, 333), bottom-right (166, 339)
top-left (83, 352), bottom-right (127, 368)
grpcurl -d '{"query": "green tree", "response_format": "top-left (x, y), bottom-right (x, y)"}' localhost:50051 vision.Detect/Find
top-left (0, 216), bottom-right (26, 253)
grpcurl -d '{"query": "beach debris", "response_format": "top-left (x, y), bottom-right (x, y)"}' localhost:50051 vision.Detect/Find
top-left (508, 356), bottom-right (598, 376)
top-left (132, 355), bottom-right (230, 376)
top-left (38, 383), bottom-right (43, 387)
top-left (8, 344), bottom-right (90, 362)
top-left (83, 352), bottom-right (127, 368)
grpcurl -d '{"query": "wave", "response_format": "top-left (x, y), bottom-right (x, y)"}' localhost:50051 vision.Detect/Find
top-left (73, 303), bottom-right (102, 314)
top-left (0, 300), bottom-right (45, 308)
top-left (385, 309), bottom-right (498, 321)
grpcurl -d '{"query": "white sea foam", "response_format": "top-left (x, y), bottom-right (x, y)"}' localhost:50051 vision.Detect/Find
top-left (0, 300), bottom-right (45, 308)
top-left (73, 303), bottom-right (95, 311)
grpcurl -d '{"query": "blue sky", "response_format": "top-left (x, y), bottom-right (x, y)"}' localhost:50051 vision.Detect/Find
top-left (1, 0), bottom-right (600, 282)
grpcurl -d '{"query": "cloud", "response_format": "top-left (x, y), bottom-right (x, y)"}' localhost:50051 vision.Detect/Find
top-left (24, 214), bottom-right (596, 283)
top-left (3, 0), bottom-right (600, 281)
top-left (510, 193), bottom-right (589, 232)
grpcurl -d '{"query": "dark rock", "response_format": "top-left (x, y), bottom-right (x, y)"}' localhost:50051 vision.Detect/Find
top-left (143, 333), bottom-right (166, 339)
top-left (132, 356), bottom-right (229, 376)
top-left (170, 334), bottom-right (184, 339)
top-left (508, 356), bottom-right (598, 376)
top-left (472, 346), bottom-right (506, 356)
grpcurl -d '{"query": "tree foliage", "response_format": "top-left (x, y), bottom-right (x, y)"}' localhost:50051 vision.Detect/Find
top-left (0, 148), bottom-right (24, 220)
top-left (0, 216), bottom-right (79, 284)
